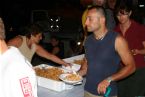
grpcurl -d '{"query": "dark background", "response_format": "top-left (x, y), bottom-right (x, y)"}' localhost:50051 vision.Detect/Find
top-left (0, 0), bottom-right (85, 41)
top-left (0, 0), bottom-right (145, 41)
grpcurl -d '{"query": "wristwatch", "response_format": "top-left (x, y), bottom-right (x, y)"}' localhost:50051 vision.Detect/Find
top-left (106, 77), bottom-right (112, 83)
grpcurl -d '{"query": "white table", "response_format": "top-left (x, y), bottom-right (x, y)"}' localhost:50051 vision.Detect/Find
top-left (38, 79), bottom-right (85, 97)
top-left (37, 54), bottom-right (85, 97)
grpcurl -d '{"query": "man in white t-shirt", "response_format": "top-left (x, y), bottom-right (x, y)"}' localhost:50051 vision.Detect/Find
top-left (0, 18), bottom-right (38, 97)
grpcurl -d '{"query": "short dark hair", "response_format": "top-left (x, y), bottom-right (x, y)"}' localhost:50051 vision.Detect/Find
top-left (87, 5), bottom-right (107, 19)
top-left (115, 1), bottom-right (132, 15)
top-left (25, 23), bottom-right (42, 39)
top-left (0, 18), bottom-right (5, 40)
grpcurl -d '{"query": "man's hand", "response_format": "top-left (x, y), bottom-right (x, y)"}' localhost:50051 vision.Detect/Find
top-left (97, 79), bottom-right (110, 94)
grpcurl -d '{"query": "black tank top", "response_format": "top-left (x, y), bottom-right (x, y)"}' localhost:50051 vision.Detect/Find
top-left (84, 31), bottom-right (120, 96)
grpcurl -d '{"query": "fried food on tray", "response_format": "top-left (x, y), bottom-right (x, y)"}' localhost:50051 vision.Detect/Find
top-left (64, 74), bottom-right (81, 81)
top-left (35, 67), bottom-right (64, 81)
top-left (73, 59), bottom-right (84, 65)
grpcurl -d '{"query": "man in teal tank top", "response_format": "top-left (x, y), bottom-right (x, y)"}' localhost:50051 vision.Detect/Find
top-left (78, 5), bottom-right (136, 97)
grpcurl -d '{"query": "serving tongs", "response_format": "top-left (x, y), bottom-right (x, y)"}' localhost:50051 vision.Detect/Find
top-left (41, 64), bottom-right (47, 71)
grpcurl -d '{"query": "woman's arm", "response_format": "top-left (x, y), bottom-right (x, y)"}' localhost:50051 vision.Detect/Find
top-left (35, 44), bottom-right (69, 66)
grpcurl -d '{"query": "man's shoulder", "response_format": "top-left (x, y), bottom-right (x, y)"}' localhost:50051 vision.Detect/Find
top-left (7, 35), bottom-right (23, 47)
top-left (8, 46), bottom-right (21, 54)
top-left (8, 46), bottom-right (26, 60)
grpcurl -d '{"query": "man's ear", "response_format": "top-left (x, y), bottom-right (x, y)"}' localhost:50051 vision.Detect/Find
top-left (100, 16), bottom-right (106, 24)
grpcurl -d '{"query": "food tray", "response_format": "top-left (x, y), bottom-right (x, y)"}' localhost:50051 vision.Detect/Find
top-left (63, 54), bottom-right (84, 64)
top-left (34, 64), bottom-right (73, 92)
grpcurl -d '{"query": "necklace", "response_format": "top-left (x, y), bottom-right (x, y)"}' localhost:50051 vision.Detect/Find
top-left (95, 33), bottom-right (106, 40)
top-left (100, 34), bottom-right (106, 40)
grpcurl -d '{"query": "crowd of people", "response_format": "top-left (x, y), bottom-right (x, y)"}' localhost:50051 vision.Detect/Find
top-left (0, 0), bottom-right (145, 97)
top-left (78, 5), bottom-right (136, 97)
top-left (79, 0), bottom-right (145, 97)
top-left (114, 1), bottom-right (145, 97)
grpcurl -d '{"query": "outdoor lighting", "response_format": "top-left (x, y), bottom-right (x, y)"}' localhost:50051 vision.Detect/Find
top-left (77, 42), bottom-right (81, 45)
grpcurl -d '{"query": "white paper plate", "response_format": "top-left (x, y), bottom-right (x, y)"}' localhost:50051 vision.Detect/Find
top-left (59, 73), bottom-right (83, 84)
top-left (62, 63), bottom-right (81, 72)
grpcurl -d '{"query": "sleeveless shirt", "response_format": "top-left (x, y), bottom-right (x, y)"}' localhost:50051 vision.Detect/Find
top-left (84, 31), bottom-right (120, 96)
top-left (19, 36), bottom-right (36, 62)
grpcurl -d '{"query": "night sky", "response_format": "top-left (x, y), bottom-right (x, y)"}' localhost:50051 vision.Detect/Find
top-left (0, 0), bottom-right (84, 40)
top-left (1, 0), bottom-right (145, 29)
top-left (1, 0), bottom-right (144, 40)
top-left (0, 0), bottom-right (83, 29)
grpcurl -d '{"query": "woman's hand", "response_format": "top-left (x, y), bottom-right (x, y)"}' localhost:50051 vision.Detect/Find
top-left (63, 63), bottom-right (72, 67)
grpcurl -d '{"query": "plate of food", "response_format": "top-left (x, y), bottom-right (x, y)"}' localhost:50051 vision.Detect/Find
top-left (62, 63), bottom-right (81, 72)
top-left (59, 73), bottom-right (83, 84)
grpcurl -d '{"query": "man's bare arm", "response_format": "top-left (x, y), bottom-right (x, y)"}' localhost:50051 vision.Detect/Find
top-left (110, 35), bottom-right (136, 81)
top-left (78, 57), bottom-right (88, 76)
top-left (97, 35), bottom-right (136, 94)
